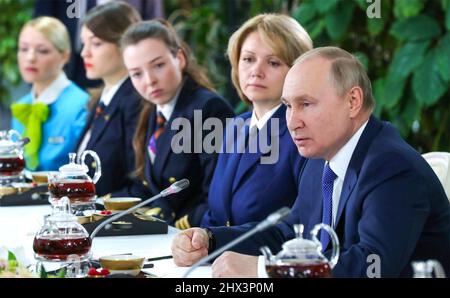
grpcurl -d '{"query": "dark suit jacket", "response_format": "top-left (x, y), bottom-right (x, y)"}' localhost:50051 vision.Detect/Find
top-left (77, 78), bottom-right (141, 197)
top-left (201, 105), bottom-right (305, 227)
top-left (127, 77), bottom-right (235, 227)
top-left (210, 116), bottom-right (450, 277)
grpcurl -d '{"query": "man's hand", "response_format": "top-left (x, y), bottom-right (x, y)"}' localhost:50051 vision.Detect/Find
top-left (211, 252), bottom-right (258, 278)
top-left (171, 228), bottom-right (209, 266)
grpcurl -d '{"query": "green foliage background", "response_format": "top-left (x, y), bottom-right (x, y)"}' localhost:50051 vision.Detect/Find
top-left (0, 0), bottom-right (33, 105)
top-left (165, 0), bottom-right (450, 153)
top-left (0, 0), bottom-right (448, 152)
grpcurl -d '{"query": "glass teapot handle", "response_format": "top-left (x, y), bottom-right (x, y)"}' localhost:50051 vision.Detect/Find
top-left (427, 260), bottom-right (446, 278)
top-left (78, 150), bottom-right (102, 184)
top-left (310, 223), bottom-right (340, 269)
top-left (7, 130), bottom-right (22, 142)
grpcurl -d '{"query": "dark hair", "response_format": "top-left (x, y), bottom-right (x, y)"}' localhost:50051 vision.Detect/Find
top-left (83, 1), bottom-right (141, 45)
top-left (83, 1), bottom-right (141, 110)
top-left (121, 19), bottom-right (214, 179)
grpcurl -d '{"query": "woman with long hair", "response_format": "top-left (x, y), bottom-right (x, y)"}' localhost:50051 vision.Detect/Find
top-left (76, 1), bottom-right (142, 196)
top-left (121, 19), bottom-right (234, 228)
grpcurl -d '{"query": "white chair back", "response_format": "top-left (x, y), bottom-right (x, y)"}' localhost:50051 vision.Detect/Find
top-left (422, 152), bottom-right (450, 201)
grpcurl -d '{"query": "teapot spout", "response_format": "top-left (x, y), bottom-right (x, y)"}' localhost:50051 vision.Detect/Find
top-left (259, 246), bottom-right (274, 264)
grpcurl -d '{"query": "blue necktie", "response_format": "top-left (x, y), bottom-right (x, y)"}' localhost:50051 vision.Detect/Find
top-left (320, 163), bottom-right (337, 251)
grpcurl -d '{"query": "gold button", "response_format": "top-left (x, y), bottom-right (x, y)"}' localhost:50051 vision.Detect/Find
top-left (169, 177), bottom-right (176, 183)
top-left (91, 161), bottom-right (96, 169)
top-left (226, 221), bottom-right (230, 227)
top-left (142, 180), bottom-right (148, 186)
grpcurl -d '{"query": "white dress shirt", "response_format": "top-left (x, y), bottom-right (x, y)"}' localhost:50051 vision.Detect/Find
top-left (77, 76), bottom-right (128, 156)
top-left (32, 72), bottom-right (70, 105)
top-left (249, 103), bottom-right (282, 131)
top-left (257, 120), bottom-right (369, 278)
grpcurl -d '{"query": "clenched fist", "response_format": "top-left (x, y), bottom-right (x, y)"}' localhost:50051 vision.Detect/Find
top-left (171, 228), bottom-right (209, 266)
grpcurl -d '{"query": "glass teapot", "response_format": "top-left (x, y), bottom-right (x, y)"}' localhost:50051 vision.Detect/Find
top-left (48, 151), bottom-right (101, 214)
top-left (33, 197), bottom-right (92, 262)
top-left (261, 223), bottom-right (340, 278)
top-left (0, 130), bottom-right (26, 182)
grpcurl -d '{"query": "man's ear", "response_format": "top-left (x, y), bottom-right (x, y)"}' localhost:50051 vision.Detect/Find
top-left (348, 86), bottom-right (364, 118)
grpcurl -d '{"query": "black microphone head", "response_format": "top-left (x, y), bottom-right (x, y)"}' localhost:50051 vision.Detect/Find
top-left (21, 137), bottom-right (31, 145)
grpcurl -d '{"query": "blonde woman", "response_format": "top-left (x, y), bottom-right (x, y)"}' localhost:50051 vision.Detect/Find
top-left (200, 14), bottom-right (312, 228)
top-left (11, 16), bottom-right (89, 171)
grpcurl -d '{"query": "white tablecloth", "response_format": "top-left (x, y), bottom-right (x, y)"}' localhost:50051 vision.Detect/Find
top-left (0, 204), bottom-right (211, 277)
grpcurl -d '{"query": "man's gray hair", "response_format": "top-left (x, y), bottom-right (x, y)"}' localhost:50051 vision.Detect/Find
top-left (295, 47), bottom-right (375, 112)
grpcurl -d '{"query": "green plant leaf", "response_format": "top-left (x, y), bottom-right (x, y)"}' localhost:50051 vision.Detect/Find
top-left (383, 74), bottom-right (407, 109)
top-left (388, 40), bottom-right (430, 79)
top-left (56, 267), bottom-right (66, 278)
top-left (367, 16), bottom-right (385, 36)
top-left (394, 0), bottom-right (425, 19)
top-left (442, 0), bottom-right (450, 11)
top-left (353, 0), bottom-right (367, 10)
top-left (390, 15), bottom-right (441, 41)
top-left (435, 34), bottom-right (450, 82)
top-left (7, 251), bottom-right (17, 262)
top-left (354, 51), bottom-right (369, 71)
top-left (39, 264), bottom-right (48, 278)
top-left (314, 0), bottom-right (339, 14)
top-left (412, 50), bottom-right (447, 107)
top-left (373, 77), bottom-right (386, 116)
top-left (325, 2), bottom-right (355, 41)
top-left (446, 2), bottom-right (450, 30)
top-left (292, 2), bottom-right (316, 25)
top-left (305, 18), bottom-right (325, 40)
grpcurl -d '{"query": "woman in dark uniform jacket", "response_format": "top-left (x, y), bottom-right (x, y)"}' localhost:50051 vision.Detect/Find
top-left (201, 14), bottom-right (313, 228)
top-left (121, 20), bottom-right (234, 228)
top-left (76, 2), bottom-right (142, 196)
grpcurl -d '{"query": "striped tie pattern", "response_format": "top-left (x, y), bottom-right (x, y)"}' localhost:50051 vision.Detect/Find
top-left (320, 163), bottom-right (337, 251)
top-left (148, 112), bottom-right (166, 160)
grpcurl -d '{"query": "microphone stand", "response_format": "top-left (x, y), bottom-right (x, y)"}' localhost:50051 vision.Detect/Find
top-left (182, 207), bottom-right (290, 278)
top-left (90, 179), bottom-right (189, 239)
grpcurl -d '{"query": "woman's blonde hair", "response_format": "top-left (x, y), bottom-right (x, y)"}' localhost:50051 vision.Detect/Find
top-left (227, 13), bottom-right (313, 105)
top-left (22, 16), bottom-right (71, 54)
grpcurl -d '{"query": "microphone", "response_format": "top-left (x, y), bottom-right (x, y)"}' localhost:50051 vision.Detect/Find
top-left (182, 206), bottom-right (290, 278)
top-left (90, 179), bottom-right (190, 239)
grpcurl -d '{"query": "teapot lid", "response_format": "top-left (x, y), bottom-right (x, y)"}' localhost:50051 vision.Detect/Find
top-left (47, 197), bottom-right (77, 223)
top-left (282, 224), bottom-right (319, 253)
top-left (59, 153), bottom-right (88, 174)
top-left (0, 139), bottom-right (14, 151)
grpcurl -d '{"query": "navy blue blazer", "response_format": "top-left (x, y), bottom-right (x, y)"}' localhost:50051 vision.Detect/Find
top-left (128, 77), bottom-right (235, 227)
top-left (201, 105), bottom-right (305, 227)
top-left (77, 78), bottom-right (141, 196)
top-left (210, 116), bottom-right (450, 277)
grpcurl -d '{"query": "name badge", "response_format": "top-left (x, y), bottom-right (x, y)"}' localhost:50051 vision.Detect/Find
top-left (48, 136), bottom-right (65, 144)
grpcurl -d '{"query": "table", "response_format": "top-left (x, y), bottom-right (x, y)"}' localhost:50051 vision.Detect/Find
top-left (0, 204), bottom-right (211, 277)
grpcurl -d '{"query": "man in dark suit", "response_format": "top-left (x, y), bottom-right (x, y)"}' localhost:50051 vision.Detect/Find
top-left (170, 47), bottom-right (450, 277)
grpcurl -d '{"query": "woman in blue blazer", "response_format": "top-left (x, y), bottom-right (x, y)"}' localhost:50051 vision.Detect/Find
top-left (11, 17), bottom-right (89, 171)
top-left (76, 2), bottom-right (142, 196)
top-left (200, 14), bottom-right (313, 228)
top-left (121, 20), bottom-right (234, 228)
